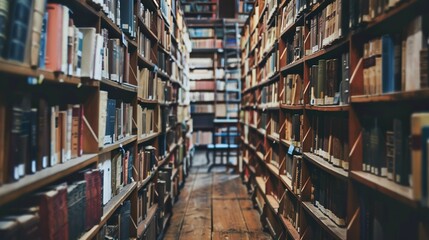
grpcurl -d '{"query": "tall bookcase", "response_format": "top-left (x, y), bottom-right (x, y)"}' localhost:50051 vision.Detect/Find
top-left (240, 0), bottom-right (429, 239)
top-left (0, 0), bottom-right (193, 239)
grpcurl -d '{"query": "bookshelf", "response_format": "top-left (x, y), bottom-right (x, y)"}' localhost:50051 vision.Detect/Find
top-left (240, 0), bottom-right (429, 239)
top-left (0, 0), bottom-right (193, 239)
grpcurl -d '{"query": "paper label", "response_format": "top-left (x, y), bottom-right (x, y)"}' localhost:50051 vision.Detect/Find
top-left (32, 161), bottom-right (36, 173)
top-left (288, 145), bottom-right (295, 155)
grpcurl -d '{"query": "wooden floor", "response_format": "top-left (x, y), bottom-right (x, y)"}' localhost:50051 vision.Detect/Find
top-left (164, 151), bottom-right (271, 240)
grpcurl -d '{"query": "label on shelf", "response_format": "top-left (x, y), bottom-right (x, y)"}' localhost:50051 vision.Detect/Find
top-left (287, 145), bottom-right (295, 155)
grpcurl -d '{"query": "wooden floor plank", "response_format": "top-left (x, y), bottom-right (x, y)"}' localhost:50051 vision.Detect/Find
top-left (179, 208), bottom-right (212, 240)
top-left (239, 199), bottom-right (264, 232)
top-left (166, 151), bottom-right (270, 240)
top-left (213, 199), bottom-right (247, 232)
top-left (212, 231), bottom-right (250, 240)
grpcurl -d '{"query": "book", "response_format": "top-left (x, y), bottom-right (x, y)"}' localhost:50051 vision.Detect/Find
top-left (29, 0), bottom-right (46, 67)
top-left (0, 0), bottom-right (9, 56)
top-left (45, 4), bottom-right (63, 71)
top-left (79, 27), bottom-right (97, 78)
top-left (411, 113), bottom-right (429, 200)
top-left (6, 0), bottom-right (32, 63)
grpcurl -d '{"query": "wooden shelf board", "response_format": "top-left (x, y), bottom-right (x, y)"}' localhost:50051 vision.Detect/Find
top-left (79, 182), bottom-right (136, 240)
top-left (279, 214), bottom-right (300, 240)
top-left (304, 36), bottom-right (349, 62)
top-left (157, 70), bottom-right (170, 80)
top-left (354, 0), bottom-right (419, 37)
top-left (242, 72), bottom-right (280, 94)
top-left (138, 97), bottom-right (158, 105)
top-left (279, 104), bottom-right (304, 110)
top-left (0, 154), bottom-right (98, 206)
top-left (280, 175), bottom-right (293, 193)
top-left (100, 79), bottom-right (137, 93)
top-left (266, 194), bottom-right (280, 212)
top-left (280, 58), bottom-right (304, 73)
top-left (137, 203), bottom-right (159, 237)
top-left (255, 176), bottom-right (266, 194)
top-left (266, 163), bottom-right (279, 176)
top-left (137, 170), bottom-right (157, 191)
top-left (0, 60), bottom-right (81, 86)
top-left (279, 14), bottom-right (304, 39)
top-left (267, 134), bottom-right (280, 143)
top-left (350, 171), bottom-right (418, 207)
top-left (257, 41), bottom-right (278, 67)
top-left (302, 202), bottom-right (346, 240)
top-left (280, 139), bottom-right (301, 154)
top-left (138, 132), bottom-right (160, 144)
top-left (351, 89), bottom-right (429, 103)
top-left (99, 135), bottom-right (137, 154)
top-left (137, 54), bottom-right (156, 70)
top-left (258, 103), bottom-right (280, 111)
top-left (305, 105), bottom-right (350, 112)
top-left (303, 153), bottom-right (348, 180)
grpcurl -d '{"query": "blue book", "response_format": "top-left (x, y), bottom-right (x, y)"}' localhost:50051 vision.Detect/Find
top-left (38, 12), bottom-right (48, 69)
top-left (382, 35), bottom-right (395, 93)
top-left (7, 0), bottom-right (32, 62)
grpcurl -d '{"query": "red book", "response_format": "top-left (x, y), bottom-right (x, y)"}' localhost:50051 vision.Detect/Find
top-left (45, 4), bottom-right (63, 72)
top-left (37, 190), bottom-right (57, 240)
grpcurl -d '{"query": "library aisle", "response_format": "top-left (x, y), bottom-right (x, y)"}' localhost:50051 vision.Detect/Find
top-left (164, 151), bottom-right (271, 240)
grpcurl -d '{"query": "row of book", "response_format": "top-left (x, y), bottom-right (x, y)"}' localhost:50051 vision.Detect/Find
top-left (7, 2), bottom-right (130, 83)
top-left (308, 0), bottom-right (348, 55)
top-left (191, 39), bottom-right (222, 49)
top-left (261, 82), bottom-right (279, 106)
top-left (190, 81), bottom-right (215, 91)
top-left (279, 188), bottom-right (300, 231)
top-left (188, 28), bottom-right (215, 38)
top-left (349, 0), bottom-right (404, 30)
top-left (137, 107), bottom-right (157, 139)
top-left (282, 74), bottom-right (303, 105)
top-left (279, 0), bottom-right (306, 33)
top-left (191, 104), bottom-right (214, 114)
top-left (99, 145), bottom-right (134, 203)
top-left (189, 69), bottom-right (218, 80)
top-left (0, 168), bottom-right (104, 240)
top-left (362, 117), bottom-right (410, 185)
top-left (89, 0), bottom-right (136, 38)
top-left (259, 51), bottom-right (278, 82)
top-left (190, 92), bottom-right (215, 101)
top-left (98, 92), bottom-right (133, 148)
top-left (359, 189), bottom-right (418, 240)
top-left (310, 166), bottom-right (347, 227)
top-left (284, 113), bottom-right (303, 148)
top-left (177, 105), bottom-right (190, 122)
top-left (285, 155), bottom-right (303, 196)
top-left (183, 3), bottom-right (216, 13)
top-left (188, 58), bottom-right (213, 68)
top-left (260, 27), bottom-right (277, 59)
top-left (362, 16), bottom-right (427, 95)
top-left (309, 52), bottom-right (350, 106)
top-left (137, 182), bottom-right (156, 225)
top-left (281, 26), bottom-right (304, 66)
top-left (137, 29), bottom-right (153, 61)
top-left (361, 113), bottom-right (429, 207)
top-left (6, 96), bottom-right (84, 183)
top-left (311, 115), bottom-right (349, 170)
top-left (140, 4), bottom-right (157, 34)
top-left (157, 51), bottom-right (169, 74)
top-left (192, 131), bottom-right (213, 145)
top-left (103, 199), bottom-right (131, 239)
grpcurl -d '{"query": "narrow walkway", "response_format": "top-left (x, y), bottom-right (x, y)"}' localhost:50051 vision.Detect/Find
top-left (164, 152), bottom-right (271, 240)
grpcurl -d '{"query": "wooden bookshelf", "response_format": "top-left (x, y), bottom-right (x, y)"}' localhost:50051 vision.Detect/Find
top-left (239, 0), bottom-right (429, 239)
top-left (0, 0), bottom-right (193, 239)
